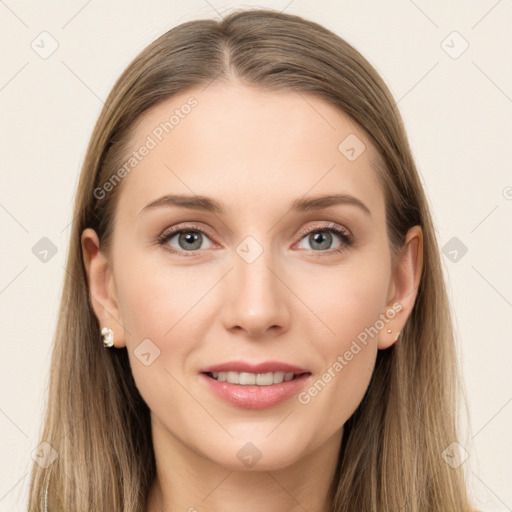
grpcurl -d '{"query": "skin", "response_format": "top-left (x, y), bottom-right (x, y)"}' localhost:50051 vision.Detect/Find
top-left (82, 82), bottom-right (423, 512)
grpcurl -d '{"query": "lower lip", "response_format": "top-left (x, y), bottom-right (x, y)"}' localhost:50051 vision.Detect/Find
top-left (200, 373), bottom-right (312, 409)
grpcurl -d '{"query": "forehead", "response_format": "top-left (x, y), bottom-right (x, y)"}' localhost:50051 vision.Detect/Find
top-left (116, 82), bottom-right (385, 220)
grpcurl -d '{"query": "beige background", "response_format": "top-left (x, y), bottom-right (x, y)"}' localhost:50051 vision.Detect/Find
top-left (1, 1), bottom-right (511, 510)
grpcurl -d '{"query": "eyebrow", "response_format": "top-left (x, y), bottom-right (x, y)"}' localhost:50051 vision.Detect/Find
top-left (140, 193), bottom-right (371, 217)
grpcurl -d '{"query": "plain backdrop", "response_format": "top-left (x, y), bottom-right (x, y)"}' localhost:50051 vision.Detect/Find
top-left (1, 1), bottom-right (511, 510)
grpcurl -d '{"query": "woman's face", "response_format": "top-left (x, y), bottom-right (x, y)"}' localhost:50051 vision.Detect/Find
top-left (84, 82), bottom-right (419, 471)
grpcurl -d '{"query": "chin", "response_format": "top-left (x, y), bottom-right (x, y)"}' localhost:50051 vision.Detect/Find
top-left (198, 432), bottom-right (310, 472)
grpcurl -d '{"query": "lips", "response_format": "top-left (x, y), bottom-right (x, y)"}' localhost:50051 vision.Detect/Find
top-left (199, 360), bottom-right (312, 409)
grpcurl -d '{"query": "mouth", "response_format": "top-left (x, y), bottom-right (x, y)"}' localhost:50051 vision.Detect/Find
top-left (199, 364), bottom-right (312, 409)
top-left (203, 371), bottom-right (306, 385)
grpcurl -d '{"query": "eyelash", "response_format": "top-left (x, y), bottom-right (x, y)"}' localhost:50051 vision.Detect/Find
top-left (157, 222), bottom-right (354, 257)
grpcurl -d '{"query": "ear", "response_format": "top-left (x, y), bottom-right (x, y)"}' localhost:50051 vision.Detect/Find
top-left (81, 228), bottom-right (126, 348)
top-left (378, 225), bottom-right (423, 350)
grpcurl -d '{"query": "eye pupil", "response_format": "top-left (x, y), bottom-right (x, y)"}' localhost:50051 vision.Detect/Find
top-left (179, 231), bottom-right (202, 250)
top-left (310, 231), bottom-right (332, 250)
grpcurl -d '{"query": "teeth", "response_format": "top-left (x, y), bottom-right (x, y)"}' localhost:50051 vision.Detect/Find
top-left (210, 371), bottom-right (297, 385)
top-left (239, 372), bottom-right (256, 385)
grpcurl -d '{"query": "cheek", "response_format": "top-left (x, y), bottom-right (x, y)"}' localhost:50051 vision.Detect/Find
top-left (113, 260), bottom-right (205, 413)
top-left (294, 252), bottom-right (390, 347)
top-left (293, 255), bottom-right (390, 432)
top-left (113, 252), bottom-right (220, 378)
top-left (114, 252), bottom-right (210, 341)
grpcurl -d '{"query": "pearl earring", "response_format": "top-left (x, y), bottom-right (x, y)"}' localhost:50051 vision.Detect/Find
top-left (387, 328), bottom-right (401, 342)
top-left (101, 327), bottom-right (114, 348)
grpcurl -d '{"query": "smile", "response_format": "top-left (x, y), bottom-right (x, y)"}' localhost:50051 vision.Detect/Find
top-left (206, 371), bottom-right (300, 385)
top-left (200, 371), bottom-right (312, 409)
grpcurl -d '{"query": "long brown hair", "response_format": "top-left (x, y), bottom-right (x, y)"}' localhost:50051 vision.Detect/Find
top-left (27, 8), bottom-right (475, 511)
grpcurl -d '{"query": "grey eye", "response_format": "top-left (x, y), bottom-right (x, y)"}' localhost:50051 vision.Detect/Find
top-left (166, 230), bottom-right (213, 251)
top-left (298, 230), bottom-right (342, 251)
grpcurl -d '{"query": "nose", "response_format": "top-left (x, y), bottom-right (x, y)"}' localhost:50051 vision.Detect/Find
top-left (221, 245), bottom-right (291, 339)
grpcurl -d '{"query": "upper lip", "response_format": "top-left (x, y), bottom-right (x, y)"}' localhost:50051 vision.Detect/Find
top-left (200, 361), bottom-right (310, 375)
